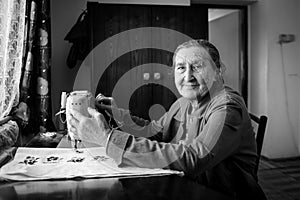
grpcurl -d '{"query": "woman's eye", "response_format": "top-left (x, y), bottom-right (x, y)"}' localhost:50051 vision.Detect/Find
top-left (192, 64), bottom-right (204, 72)
top-left (176, 66), bottom-right (185, 73)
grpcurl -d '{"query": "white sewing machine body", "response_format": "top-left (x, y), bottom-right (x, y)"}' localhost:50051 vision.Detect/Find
top-left (65, 91), bottom-right (93, 140)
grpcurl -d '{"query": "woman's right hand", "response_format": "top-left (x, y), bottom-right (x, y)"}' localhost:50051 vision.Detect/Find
top-left (95, 94), bottom-right (117, 116)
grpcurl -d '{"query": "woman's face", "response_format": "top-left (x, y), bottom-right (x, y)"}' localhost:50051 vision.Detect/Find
top-left (174, 46), bottom-right (218, 101)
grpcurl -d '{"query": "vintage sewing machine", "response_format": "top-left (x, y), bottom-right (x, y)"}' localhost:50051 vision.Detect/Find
top-left (57, 90), bottom-right (93, 151)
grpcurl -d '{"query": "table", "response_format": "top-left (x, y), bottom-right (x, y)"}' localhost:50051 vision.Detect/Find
top-left (0, 175), bottom-right (232, 200)
top-left (0, 133), bottom-right (232, 200)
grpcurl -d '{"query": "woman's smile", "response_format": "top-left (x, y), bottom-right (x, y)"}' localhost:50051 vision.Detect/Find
top-left (183, 84), bottom-right (200, 89)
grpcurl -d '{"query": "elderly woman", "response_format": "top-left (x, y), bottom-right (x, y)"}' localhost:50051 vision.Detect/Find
top-left (69, 39), bottom-right (266, 199)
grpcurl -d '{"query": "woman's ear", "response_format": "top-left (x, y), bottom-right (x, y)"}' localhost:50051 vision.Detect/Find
top-left (219, 61), bottom-right (226, 76)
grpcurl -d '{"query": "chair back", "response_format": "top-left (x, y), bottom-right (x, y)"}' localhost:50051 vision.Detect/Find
top-left (249, 113), bottom-right (268, 175)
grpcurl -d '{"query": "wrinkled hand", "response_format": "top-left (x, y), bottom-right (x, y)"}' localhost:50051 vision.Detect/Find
top-left (69, 107), bottom-right (111, 146)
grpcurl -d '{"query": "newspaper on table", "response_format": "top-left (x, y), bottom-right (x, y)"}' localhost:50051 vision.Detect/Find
top-left (0, 147), bottom-right (183, 181)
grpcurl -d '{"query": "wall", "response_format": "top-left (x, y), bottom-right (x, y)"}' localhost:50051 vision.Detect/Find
top-left (209, 11), bottom-right (240, 93)
top-left (250, 0), bottom-right (300, 158)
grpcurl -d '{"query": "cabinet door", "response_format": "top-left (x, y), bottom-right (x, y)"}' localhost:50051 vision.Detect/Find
top-left (88, 3), bottom-right (208, 120)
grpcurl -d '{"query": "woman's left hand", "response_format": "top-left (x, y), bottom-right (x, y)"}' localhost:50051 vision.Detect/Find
top-left (69, 107), bottom-right (111, 146)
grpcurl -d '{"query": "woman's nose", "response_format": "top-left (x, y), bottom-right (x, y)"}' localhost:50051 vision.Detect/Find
top-left (184, 66), bottom-right (194, 82)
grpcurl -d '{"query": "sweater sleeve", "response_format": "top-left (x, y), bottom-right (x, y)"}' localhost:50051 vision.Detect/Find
top-left (106, 97), bottom-right (248, 177)
top-left (108, 105), bottom-right (170, 140)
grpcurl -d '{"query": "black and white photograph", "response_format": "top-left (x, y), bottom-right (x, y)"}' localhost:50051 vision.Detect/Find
top-left (0, 0), bottom-right (299, 199)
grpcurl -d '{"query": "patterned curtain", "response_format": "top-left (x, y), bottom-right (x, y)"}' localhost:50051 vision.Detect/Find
top-left (0, 0), bottom-right (26, 120)
top-left (14, 0), bottom-right (55, 134)
top-left (0, 0), bottom-right (25, 148)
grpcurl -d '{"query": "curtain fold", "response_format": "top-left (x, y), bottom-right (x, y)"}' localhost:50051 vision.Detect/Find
top-left (36, 0), bottom-right (54, 132)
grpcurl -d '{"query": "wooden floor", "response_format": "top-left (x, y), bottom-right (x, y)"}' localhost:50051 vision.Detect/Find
top-left (258, 156), bottom-right (300, 200)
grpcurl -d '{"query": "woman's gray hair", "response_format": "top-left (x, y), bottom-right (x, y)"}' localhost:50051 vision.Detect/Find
top-left (172, 39), bottom-right (222, 69)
